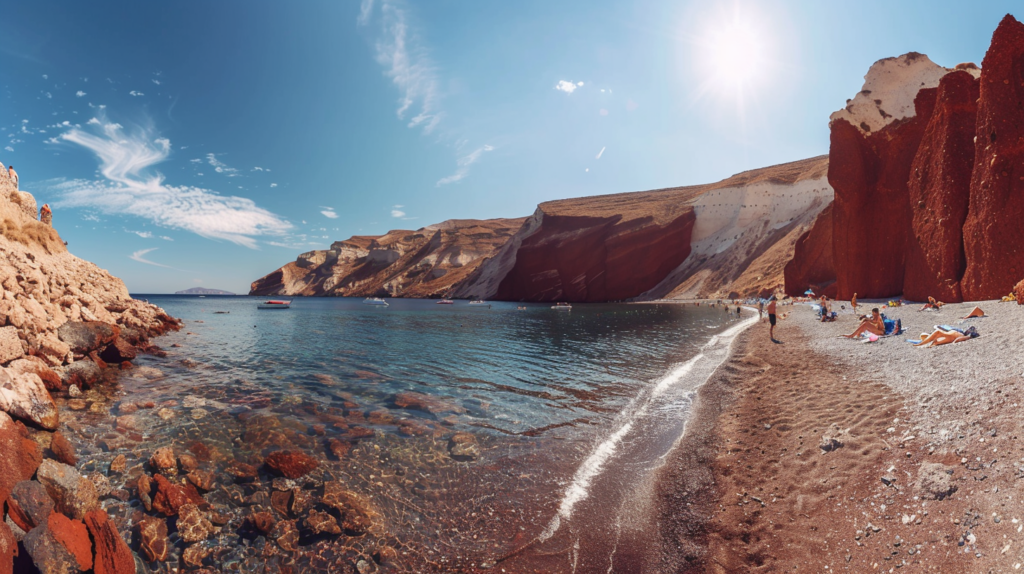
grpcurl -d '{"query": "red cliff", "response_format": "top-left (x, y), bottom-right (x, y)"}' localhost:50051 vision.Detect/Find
top-left (903, 70), bottom-right (979, 302)
top-left (961, 15), bottom-right (1024, 300)
top-left (830, 86), bottom-right (937, 300)
top-left (784, 203), bottom-right (835, 297)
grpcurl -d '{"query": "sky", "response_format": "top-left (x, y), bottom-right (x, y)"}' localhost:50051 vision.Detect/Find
top-left (0, 1), bottom-right (1017, 293)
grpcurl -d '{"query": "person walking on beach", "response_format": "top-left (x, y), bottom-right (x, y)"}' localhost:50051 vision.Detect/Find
top-left (767, 296), bottom-right (778, 340)
top-left (8, 166), bottom-right (17, 189)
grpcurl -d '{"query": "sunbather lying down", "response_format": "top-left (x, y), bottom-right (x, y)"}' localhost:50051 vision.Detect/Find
top-left (961, 306), bottom-right (985, 319)
top-left (919, 296), bottom-right (944, 311)
top-left (913, 325), bottom-right (979, 347)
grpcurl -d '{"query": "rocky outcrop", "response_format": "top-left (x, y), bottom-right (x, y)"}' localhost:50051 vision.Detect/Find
top-left (961, 15), bottom-right (1024, 300)
top-left (250, 219), bottom-right (526, 298)
top-left (784, 203), bottom-right (836, 296)
top-left (830, 80), bottom-right (937, 300)
top-left (903, 70), bottom-right (979, 302)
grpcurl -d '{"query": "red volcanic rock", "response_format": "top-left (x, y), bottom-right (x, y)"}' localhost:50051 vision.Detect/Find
top-left (326, 438), bottom-right (351, 460)
top-left (149, 447), bottom-right (176, 473)
top-left (85, 509), bottom-right (136, 574)
top-left (784, 203), bottom-right (836, 296)
top-left (49, 431), bottom-right (77, 466)
top-left (830, 87), bottom-right (937, 300)
top-left (151, 474), bottom-right (190, 516)
top-left (99, 337), bottom-right (137, 364)
top-left (7, 480), bottom-right (54, 532)
top-left (56, 321), bottom-right (120, 355)
top-left (46, 512), bottom-right (93, 571)
top-left (392, 391), bottom-right (466, 415)
top-left (264, 451), bottom-right (319, 479)
top-left (0, 412), bottom-right (42, 503)
top-left (136, 517), bottom-right (168, 562)
top-left (61, 359), bottom-right (103, 390)
top-left (0, 520), bottom-right (14, 574)
top-left (495, 209), bottom-right (696, 302)
top-left (1015, 278), bottom-right (1024, 304)
top-left (904, 70), bottom-right (980, 302)
top-left (962, 15), bottom-right (1024, 300)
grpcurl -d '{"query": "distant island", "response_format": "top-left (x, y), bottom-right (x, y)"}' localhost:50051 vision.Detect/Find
top-left (175, 287), bottom-right (236, 295)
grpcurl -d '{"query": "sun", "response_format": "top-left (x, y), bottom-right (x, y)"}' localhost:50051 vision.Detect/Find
top-left (689, 3), bottom-right (775, 108)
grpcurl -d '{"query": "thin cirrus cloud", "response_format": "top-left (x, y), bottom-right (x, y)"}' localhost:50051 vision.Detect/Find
top-left (129, 248), bottom-right (171, 268)
top-left (437, 144), bottom-right (493, 186)
top-left (52, 115), bottom-right (292, 249)
top-left (596, 146), bottom-right (606, 159)
top-left (555, 80), bottom-right (584, 94)
top-left (206, 153), bottom-right (239, 176)
top-left (359, 0), bottom-right (442, 133)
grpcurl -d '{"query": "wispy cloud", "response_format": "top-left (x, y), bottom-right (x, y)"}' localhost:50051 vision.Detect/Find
top-left (206, 153), bottom-right (239, 176)
top-left (596, 146), bottom-right (606, 159)
top-left (321, 208), bottom-right (339, 219)
top-left (555, 80), bottom-right (584, 94)
top-left (52, 115), bottom-right (292, 248)
top-left (130, 248), bottom-right (171, 268)
top-left (270, 183), bottom-right (278, 188)
top-left (130, 230), bottom-right (153, 238)
top-left (76, 91), bottom-right (86, 97)
top-left (437, 144), bottom-right (493, 186)
top-left (391, 209), bottom-right (405, 218)
top-left (129, 90), bottom-right (144, 97)
top-left (361, 1), bottom-right (441, 133)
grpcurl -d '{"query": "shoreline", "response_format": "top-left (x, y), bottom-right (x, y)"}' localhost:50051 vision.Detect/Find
top-left (654, 299), bottom-right (1024, 572)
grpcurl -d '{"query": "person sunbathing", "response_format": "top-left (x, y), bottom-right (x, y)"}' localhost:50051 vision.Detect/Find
top-left (919, 296), bottom-right (944, 311)
top-left (961, 306), bottom-right (985, 319)
top-left (842, 308), bottom-right (885, 338)
top-left (913, 325), bottom-right (979, 347)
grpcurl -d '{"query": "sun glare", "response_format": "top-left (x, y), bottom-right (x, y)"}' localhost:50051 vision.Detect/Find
top-left (689, 3), bottom-right (775, 112)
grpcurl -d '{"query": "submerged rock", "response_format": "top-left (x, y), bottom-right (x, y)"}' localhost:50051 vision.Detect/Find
top-left (149, 447), bottom-right (175, 473)
top-left (49, 431), bottom-right (77, 466)
top-left (322, 482), bottom-right (375, 536)
top-left (448, 432), bottom-right (480, 461)
top-left (264, 450), bottom-right (319, 479)
top-left (305, 509), bottom-right (341, 535)
top-left (176, 504), bottom-right (215, 543)
top-left (136, 517), bottom-right (168, 562)
top-left (392, 391), bottom-right (466, 415)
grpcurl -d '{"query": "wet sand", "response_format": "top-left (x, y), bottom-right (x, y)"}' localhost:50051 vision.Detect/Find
top-left (655, 300), bottom-right (1024, 572)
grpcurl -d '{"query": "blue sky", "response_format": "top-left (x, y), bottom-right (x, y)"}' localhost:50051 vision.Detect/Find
top-left (0, 1), bottom-right (1016, 293)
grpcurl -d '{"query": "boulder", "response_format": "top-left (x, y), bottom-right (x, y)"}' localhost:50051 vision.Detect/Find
top-left (60, 360), bottom-right (102, 391)
top-left (0, 412), bottom-right (42, 503)
top-left (1015, 278), bottom-right (1024, 305)
top-left (7, 359), bottom-right (63, 393)
top-left (783, 203), bottom-right (835, 297)
top-left (264, 451), bottom-right (319, 479)
top-left (7, 480), bottom-right (54, 532)
top-left (84, 509), bottom-right (136, 574)
top-left (45, 512), bottom-right (92, 571)
top-left (98, 337), bottom-right (136, 365)
top-left (962, 15), bottom-right (1024, 300)
top-left (56, 322), bottom-right (120, 355)
top-left (829, 87), bottom-right (937, 299)
top-left (135, 517), bottom-right (168, 562)
top-left (36, 459), bottom-right (100, 520)
top-left (0, 327), bottom-right (23, 364)
top-left (22, 522), bottom-right (78, 574)
top-left (0, 366), bottom-right (59, 429)
top-left (903, 70), bottom-right (979, 302)
top-left (49, 431), bottom-right (77, 466)
top-left (0, 520), bottom-right (14, 574)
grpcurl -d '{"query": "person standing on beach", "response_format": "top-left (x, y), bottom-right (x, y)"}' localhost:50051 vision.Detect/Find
top-left (851, 292), bottom-right (858, 314)
top-left (767, 296), bottom-right (778, 340)
top-left (7, 166), bottom-right (17, 189)
top-left (757, 299), bottom-right (764, 321)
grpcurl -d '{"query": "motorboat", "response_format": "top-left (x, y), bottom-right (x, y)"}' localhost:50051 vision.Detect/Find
top-left (258, 300), bottom-right (291, 309)
top-left (436, 299), bottom-right (455, 305)
top-left (551, 302), bottom-right (572, 310)
top-left (362, 298), bottom-right (389, 306)
top-left (468, 300), bottom-right (487, 305)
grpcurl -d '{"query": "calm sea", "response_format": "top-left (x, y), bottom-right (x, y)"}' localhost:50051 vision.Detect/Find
top-left (68, 295), bottom-right (751, 573)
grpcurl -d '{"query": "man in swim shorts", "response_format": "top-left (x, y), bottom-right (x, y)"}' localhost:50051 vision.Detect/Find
top-left (767, 296), bottom-right (778, 340)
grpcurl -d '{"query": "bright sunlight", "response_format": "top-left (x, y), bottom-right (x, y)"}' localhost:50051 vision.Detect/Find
top-left (690, 2), bottom-right (776, 111)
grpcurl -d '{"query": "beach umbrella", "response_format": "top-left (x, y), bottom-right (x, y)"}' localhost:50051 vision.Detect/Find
top-left (804, 289), bottom-right (815, 296)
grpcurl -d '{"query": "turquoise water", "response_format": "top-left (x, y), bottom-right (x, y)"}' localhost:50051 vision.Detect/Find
top-left (66, 296), bottom-right (748, 572)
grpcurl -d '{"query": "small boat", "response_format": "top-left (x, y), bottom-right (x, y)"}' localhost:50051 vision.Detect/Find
top-left (258, 300), bottom-right (291, 309)
top-left (468, 300), bottom-right (488, 305)
top-left (362, 298), bottom-right (389, 306)
top-left (551, 302), bottom-right (572, 310)
top-left (436, 299), bottom-right (455, 305)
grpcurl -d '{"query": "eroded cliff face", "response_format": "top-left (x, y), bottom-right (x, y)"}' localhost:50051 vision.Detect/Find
top-left (961, 15), bottom-right (1024, 300)
top-left (784, 203), bottom-right (835, 297)
top-left (250, 218), bottom-right (527, 298)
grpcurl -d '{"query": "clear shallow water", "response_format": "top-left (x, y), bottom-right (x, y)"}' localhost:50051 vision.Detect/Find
top-left (63, 296), bottom-right (748, 573)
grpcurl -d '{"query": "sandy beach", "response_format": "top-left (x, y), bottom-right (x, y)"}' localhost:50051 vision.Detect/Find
top-left (654, 299), bottom-right (1024, 572)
